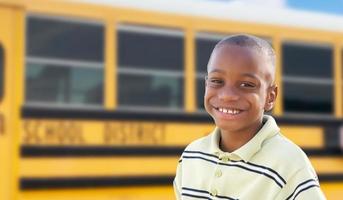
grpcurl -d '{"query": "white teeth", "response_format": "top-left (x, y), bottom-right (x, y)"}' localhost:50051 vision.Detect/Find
top-left (217, 107), bottom-right (241, 115)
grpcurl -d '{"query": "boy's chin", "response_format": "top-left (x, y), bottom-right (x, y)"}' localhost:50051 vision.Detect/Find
top-left (214, 120), bottom-right (244, 133)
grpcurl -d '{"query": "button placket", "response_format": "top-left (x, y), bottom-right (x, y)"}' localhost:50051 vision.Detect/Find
top-left (210, 154), bottom-right (221, 199)
top-left (215, 169), bottom-right (222, 177)
top-left (210, 188), bottom-right (218, 196)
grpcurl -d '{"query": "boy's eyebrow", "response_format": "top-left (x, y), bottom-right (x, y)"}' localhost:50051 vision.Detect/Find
top-left (241, 73), bottom-right (260, 80)
top-left (208, 69), bottom-right (260, 80)
top-left (208, 68), bottom-right (226, 74)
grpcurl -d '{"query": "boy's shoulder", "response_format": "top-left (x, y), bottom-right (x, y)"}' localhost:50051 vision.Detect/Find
top-left (260, 132), bottom-right (314, 172)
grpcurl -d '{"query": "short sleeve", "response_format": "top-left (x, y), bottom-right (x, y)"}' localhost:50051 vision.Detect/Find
top-left (275, 166), bottom-right (326, 200)
top-left (173, 158), bottom-right (182, 200)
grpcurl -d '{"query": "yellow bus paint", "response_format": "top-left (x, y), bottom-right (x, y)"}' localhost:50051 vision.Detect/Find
top-left (185, 27), bottom-right (196, 112)
top-left (20, 156), bottom-right (340, 178)
top-left (20, 157), bottom-right (178, 177)
top-left (272, 36), bottom-right (283, 116)
top-left (334, 39), bottom-right (343, 117)
top-left (20, 186), bottom-right (175, 200)
top-left (104, 19), bottom-right (116, 109)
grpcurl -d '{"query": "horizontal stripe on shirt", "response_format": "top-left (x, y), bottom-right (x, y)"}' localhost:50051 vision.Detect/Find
top-left (182, 150), bottom-right (286, 188)
top-left (182, 187), bottom-right (238, 200)
top-left (285, 179), bottom-right (320, 200)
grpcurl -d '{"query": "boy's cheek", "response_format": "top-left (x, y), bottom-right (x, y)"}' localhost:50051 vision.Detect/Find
top-left (204, 89), bottom-right (211, 99)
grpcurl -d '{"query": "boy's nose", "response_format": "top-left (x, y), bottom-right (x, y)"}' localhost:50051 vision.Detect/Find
top-left (218, 86), bottom-right (240, 101)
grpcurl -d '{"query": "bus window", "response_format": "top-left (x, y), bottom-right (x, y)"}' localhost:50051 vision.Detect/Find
top-left (25, 15), bottom-right (104, 107)
top-left (282, 42), bottom-right (333, 114)
top-left (0, 45), bottom-right (3, 102)
top-left (117, 24), bottom-right (184, 111)
top-left (195, 33), bottom-right (224, 110)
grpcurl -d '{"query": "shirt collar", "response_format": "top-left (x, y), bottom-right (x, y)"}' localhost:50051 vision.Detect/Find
top-left (210, 115), bottom-right (280, 162)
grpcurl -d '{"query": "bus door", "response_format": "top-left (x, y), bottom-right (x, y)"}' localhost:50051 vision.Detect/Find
top-left (0, 6), bottom-right (19, 200)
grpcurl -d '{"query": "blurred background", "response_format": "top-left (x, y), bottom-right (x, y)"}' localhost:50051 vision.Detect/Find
top-left (0, 0), bottom-right (343, 199)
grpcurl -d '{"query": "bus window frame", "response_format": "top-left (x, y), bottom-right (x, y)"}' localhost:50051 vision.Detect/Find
top-left (282, 40), bottom-right (334, 116)
top-left (116, 23), bottom-right (185, 113)
top-left (25, 14), bottom-right (105, 109)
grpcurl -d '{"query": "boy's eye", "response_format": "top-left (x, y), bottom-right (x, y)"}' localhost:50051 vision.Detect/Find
top-left (206, 77), bottom-right (224, 87)
top-left (210, 79), bottom-right (223, 84)
top-left (240, 82), bottom-right (256, 88)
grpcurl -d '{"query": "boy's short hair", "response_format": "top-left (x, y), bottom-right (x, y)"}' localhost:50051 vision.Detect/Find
top-left (214, 34), bottom-right (276, 71)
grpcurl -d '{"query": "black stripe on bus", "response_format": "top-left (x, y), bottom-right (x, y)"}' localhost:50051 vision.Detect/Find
top-left (318, 174), bottom-right (343, 182)
top-left (22, 106), bottom-right (212, 122)
top-left (324, 126), bottom-right (341, 150)
top-left (21, 145), bottom-right (184, 157)
top-left (21, 145), bottom-right (342, 157)
top-left (304, 148), bottom-right (342, 157)
top-left (22, 106), bottom-right (343, 126)
top-left (20, 175), bottom-right (173, 190)
top-left (20, 173), bottom-right (343, 190)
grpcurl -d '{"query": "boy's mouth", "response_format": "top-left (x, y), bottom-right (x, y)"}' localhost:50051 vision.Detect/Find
top-left (215, 107), bottom-right (243, 115)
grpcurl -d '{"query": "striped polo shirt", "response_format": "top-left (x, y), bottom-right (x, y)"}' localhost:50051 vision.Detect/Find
top-left (174, 115), bottom-right (326, 200)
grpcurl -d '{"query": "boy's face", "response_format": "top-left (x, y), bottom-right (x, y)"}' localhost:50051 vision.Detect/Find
top-left (204, 45), bottom-right (277, 134)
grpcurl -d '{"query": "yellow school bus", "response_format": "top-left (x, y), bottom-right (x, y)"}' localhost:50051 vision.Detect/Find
top-left (0, 0), bottom-right (343, 199)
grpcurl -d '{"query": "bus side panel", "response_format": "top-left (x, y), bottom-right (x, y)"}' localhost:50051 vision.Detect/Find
top-left (0, 5), bottom-right (20, 200)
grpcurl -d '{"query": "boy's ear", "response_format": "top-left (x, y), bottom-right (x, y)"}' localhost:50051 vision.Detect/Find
top-left (264, 85), bottom-right (278, 112)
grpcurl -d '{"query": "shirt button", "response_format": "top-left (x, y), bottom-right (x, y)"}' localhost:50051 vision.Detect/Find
top-left (210, 188), bottom-right (218, 196)
top-left (221, 156), bottom-right (230, 162)
top-left (215, 169), bottom-right (222, 177)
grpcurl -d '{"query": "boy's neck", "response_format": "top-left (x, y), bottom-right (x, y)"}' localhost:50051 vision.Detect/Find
top-left (219, 120), bottom-right (264, 153)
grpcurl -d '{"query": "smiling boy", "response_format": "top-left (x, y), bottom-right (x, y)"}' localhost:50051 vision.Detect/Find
top-left (173, 34), bottom-right (326, 200)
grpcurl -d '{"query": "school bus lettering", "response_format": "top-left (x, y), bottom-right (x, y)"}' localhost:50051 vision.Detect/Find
top-left (23, 120), bottom-right (84, 144)
top-left (23, 120), bottom-right (42, 144)
top-left (104, 122), bottom-right (166, 145)
top-left (45, 121), bottom-right (84, 144)
top-left (103, 122), bottom-right (125, 144)
top-left (0, 114), bottom-right (4, 135)
top-left (150, 123), bottom-right (166, 144)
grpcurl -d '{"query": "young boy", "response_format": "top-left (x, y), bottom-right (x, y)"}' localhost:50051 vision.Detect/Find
top-left (173, 34), bottom-right (326, 200)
